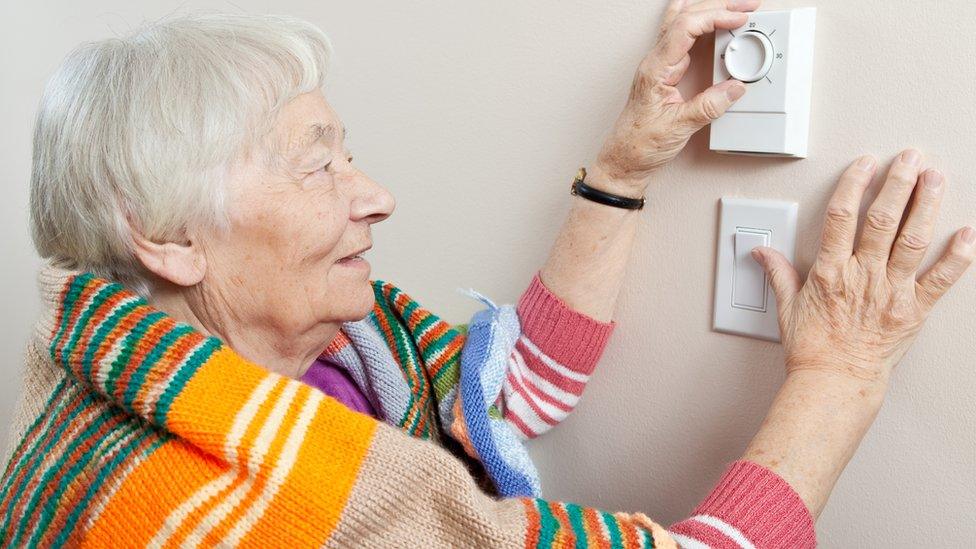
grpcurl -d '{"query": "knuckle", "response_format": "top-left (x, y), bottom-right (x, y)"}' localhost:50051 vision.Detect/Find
top-left (699, 97), bottom-right (721, 121)
top-left (926, 269), bottom-right (956, 291)
top-left (825, 204), bottom-right (857, 225)
top-left (864, 209), bottom-right (900, 233)
top-left (896, 231), bottom-right (930, 253)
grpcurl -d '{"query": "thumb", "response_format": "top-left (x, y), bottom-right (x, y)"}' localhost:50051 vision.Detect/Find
top-left (752, 246), bottom-right (801, 307)
top-left (678, 79), bottom-right (746, 132)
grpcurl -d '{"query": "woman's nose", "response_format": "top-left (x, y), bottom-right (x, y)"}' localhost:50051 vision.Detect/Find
top-left (349, 171), bottom-right (396, 224)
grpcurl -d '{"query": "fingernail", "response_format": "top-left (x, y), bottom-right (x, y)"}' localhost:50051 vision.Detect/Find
top-left (726, 82), bottom-right (746, 101)
top-left (925, 169), bottom-right (943, 190)
top-left (901, 149), bottom-right (921, 167)
top-left (856, 155), bottom-right (876, 171)
top-left (751, 248), bottom-right (764, 263)
top-left (963, 226), bottom-right (976, 244)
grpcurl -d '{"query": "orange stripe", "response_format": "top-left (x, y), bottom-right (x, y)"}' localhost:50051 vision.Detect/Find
top-left (619, 517), bottom-right (639, 548)
top-left (201, 385), bottom-right (307, 546)
top-left (550, 503), bottom-right (576, 547)
top-left (425, 336), bottom-right (463, 382)
top-left (84, 440), bottom-right (228, 547)
top-left (239, 397), bottom-right (376, 547)
top-left (583, 507), bottom-right (611, 549)
top-left (521, 499), bottom-right (542, 548)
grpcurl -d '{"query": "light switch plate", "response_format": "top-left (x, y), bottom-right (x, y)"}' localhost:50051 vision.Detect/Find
top-left (710, 8), bottom-right (817, 157)
top-left (713, 197), bottom-right (798, 341)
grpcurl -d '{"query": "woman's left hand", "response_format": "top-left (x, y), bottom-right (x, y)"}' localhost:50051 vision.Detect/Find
top-left (591, 0), bottom-right (760, 196)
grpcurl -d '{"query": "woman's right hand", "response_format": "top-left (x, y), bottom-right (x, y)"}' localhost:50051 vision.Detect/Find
top-left (753, 150), bottom-right (975, 387)
top-left (742, 150), bottom-right (974, 519)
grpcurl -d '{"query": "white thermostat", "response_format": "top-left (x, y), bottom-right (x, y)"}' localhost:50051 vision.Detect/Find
top-left (709, 8), bottom-right (817, 157)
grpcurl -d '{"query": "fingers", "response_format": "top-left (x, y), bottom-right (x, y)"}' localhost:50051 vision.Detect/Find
top-left (655, 9), bottom-right (749, 67)
top-left (660, 0), bottom-right (688, 29)
top-left (752, 246), bottom-right (802, 307)
top-left (916, 227), bottom-right (976, 308)
top-left (676, 79), bottom-right (746, 130)
top-left (856, 149), bottom-right (925, 264)
top-left (887, 169), bottom-right (945, 280)
top-left (816, 155), bottom-right (877, 266)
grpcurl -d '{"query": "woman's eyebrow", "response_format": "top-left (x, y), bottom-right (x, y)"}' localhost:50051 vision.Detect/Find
top-left (295, 122), bottom-right (347, 153)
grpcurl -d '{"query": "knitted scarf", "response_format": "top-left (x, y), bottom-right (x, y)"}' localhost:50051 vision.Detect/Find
top-left (1, 266), bottom-right (672, 548)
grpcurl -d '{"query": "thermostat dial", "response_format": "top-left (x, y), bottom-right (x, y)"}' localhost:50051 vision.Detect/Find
top-left (724, 30), bottom-right (774, 83)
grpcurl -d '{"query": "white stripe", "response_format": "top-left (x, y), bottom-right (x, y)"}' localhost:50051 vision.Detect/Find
top-left (147, 472), bottom-right (237, 548)
top-left (222, 389), bottom-right (323, 546)
top-left (509, 349), bottom-right (580, 408)
top-left (691, 514), bottom-right (756, 549)
top-left (225, 377), bottom-right (279, 462)
top-left (148, 376), bottom-right (279, 547)
top-left (518, 335), bottom-right (591, 383)
top-left (182, 380), bottom-right (300, 548)
top-left (505, 355), bottom-right (572, 421)
top-left (669, 532), bottom-right (711, 549)
top-left (503, 387), bottom-right (552, 436)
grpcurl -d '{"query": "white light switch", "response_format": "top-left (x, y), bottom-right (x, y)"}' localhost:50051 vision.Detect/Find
top-left (733, 229), bottom-right (770, 311)
top-left (710, 8), bottom-right (817, 157)
top-left (714, 198), bottom-right (797, 341)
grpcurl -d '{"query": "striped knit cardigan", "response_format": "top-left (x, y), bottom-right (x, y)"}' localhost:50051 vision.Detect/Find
top-left (1, 266), bottom-right (815, 548)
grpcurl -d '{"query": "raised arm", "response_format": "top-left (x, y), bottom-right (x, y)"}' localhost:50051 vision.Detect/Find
top-left (538, 0), bottom-right (755, 321)
top-left (502, 0), bottom-right (758, 438)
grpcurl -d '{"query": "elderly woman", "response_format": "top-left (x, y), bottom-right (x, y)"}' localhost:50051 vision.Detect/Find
top-left (2, 1), bottom-right (973, 547)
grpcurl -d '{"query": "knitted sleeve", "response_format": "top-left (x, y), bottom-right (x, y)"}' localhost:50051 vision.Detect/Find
top-left (500, 272), bottom-right (615, 439)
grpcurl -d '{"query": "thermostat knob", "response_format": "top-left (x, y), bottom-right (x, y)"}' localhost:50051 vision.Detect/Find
top-left (724, 30), bottom-right (774, 83)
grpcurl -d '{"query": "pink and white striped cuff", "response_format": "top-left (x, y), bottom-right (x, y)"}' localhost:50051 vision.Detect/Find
top-left (515, 271), bottom-right (615, 375)
top-left (669, 461), bottom-right (816, 549)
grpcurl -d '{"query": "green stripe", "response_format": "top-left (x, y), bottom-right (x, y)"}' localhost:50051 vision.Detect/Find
top-left (155, 337), bottom-right (221, 427)
top-left (411, 313), bottom-right (439, 346)
top-left (534, 499), bottom-right (560, 548)
top-left (17, 407), bottom-right (119, 548)
top-left (123, 324), bottom-right (194, 411)
top-left (565, 502), bottom-right (589, 549)
top-left (641, 527), bottom-right (655, 548)
top-left (0, 379), bottom-right (70, 507)
top-left (0, 390), bottom-right (96, 543)
top-left (52, 424), bottom-right (158, 546)
top-left (58, 284), bottom-right (120, 368)
top-left (104, 312), bottom-right (166, 398)
top-left (81, 299), bottom-right (141, 381)
top-left (49, 274), bottom-right (94, 360)
top-left (601, 511), bottom-right (624, 549)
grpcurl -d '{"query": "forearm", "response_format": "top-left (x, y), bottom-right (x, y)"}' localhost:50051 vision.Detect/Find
top-left (538, 164), bottom-right (644, 323)
top-left (742, 369), bottom-right (888, 518)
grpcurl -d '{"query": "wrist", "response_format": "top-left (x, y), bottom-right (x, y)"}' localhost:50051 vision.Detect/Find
top-left (783, 368), bottom-right (888, 413)
top-left (587, 161), bottom-right (648, 199)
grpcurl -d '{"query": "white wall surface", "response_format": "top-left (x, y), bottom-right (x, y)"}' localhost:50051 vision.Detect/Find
top-left (2, 1), bottom-right (974, 547)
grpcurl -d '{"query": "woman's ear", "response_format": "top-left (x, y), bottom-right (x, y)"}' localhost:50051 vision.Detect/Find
top-left (130, 227), bottom-right (207, 287)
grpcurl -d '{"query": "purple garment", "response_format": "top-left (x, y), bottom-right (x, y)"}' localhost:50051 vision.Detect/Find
top-left (300, 356), bottom-right (377, 416)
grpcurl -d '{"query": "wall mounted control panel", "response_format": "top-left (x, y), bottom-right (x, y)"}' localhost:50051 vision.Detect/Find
top-left (710, 8), bottom-right (816, 157)
top-left (713, 197), bottom-right (797, 342)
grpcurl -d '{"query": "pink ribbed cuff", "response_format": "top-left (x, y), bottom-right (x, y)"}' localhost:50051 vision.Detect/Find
top-left (669, 460), bottom-right (816, 549)
top-left (515, 271), bottom-right (615, 375)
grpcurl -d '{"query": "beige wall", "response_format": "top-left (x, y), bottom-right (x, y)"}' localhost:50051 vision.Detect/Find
top-left (2, 1), bottom-right (974, 546)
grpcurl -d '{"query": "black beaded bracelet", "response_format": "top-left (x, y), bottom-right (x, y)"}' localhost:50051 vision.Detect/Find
top-left (570, 167), bottom-right (645, 210)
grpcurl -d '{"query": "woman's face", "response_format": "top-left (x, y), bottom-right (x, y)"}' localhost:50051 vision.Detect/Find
top-left (196, 89), bottom-right (395, 334)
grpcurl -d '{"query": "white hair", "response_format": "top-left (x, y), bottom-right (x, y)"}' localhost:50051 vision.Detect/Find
top-left (29, 12), bottom-right (333, 294)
